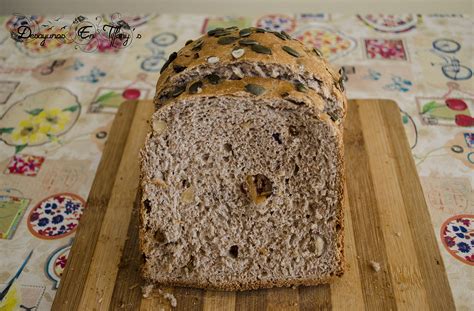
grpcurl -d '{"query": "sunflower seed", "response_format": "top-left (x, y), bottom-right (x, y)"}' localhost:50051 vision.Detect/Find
top-left (231, 48), bottom-right (245, 59)
top-left (207, 56), bottom-right (220, 64)
top-left (312, 47), bottom-right (323, 57)
top-left (239, 28), bottom-right (252, 37)
top-left (173, 64), bottom-right (186, 73)
top-left (185, 39), bottom-right (193, 46)
top-left (207, 27), bottom-right (223, 36)
top-left (239, 39), bottom-right (258, 46)
top-left (282, 46), bottom-right (299, 57)
top-left (245, 84), bottom-right (266, 96)
top-left (172, 85), bottom-right (186, 97)
top-left (281, 31), bottom-right (292, 40)
top-left (191, 40), bottom-right (203, 51)
top-left (217, 36), bottom-right (239, 45)
top-left (189, 81), bottom-right (203, 94)
top-left (255, 28), bottom-right (266, 33)
top-left (226, 26), bottom-right (239, 30)
top-left (206, 74), bottom-right (220, 84)
top-left (251, 44), bottom-right (272, 55)
top-left (295, 82), bottom-right (307, 92)
top-left (271, 31), bottom-right (286, 40)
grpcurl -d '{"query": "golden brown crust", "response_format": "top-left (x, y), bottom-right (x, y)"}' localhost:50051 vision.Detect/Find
top-left (155, 27), bottom-right (345, 112)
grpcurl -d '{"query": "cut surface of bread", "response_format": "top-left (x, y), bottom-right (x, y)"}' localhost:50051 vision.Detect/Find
top-left (140, 80), bottom-right (344, 290)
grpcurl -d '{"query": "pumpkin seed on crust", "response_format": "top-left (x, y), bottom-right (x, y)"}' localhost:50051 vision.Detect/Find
top-left (251, 44), bottom-right (272, 55)
top-left (206, 74), bottom-right (220, 85)
top-left (245, 84), bottom-right (266, 96)
top-left (239, 39), bottom-right (259, 46)
top-left (217, 36), bottom-right (239, 45)
top-left (191, 40), bottom-right (203, 51)
top-left (281, 31), bottom-right (292, 40)
top-left (207, 27), bottom-right (223, 36)
top-left (239, 28), bottom-right (252, 37)
top-left (282, 46), bottom-right (299, 57)
top-left (189, 81), bottom-right (203, 94)
top-left (271, 31), bottom-right (286, 40)
top-left (159, 51), bottom-right (177, 74)
top-left (172, 85), bottom-right (186, 97)
top-left (173, 64), bottom-right (186, 73)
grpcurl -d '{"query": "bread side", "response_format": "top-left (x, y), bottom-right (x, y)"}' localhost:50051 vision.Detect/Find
top-left (139, 87), bottom-right (344, 290)
top-left (154, 27), bottom-right (346, 121)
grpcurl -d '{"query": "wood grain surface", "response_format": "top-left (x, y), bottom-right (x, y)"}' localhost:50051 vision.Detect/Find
top-left (52, 99), bottom-right (455, 311)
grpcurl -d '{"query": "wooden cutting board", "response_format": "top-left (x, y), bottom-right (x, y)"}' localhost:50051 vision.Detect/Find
top-left (52, 99), bottom-right (455, 311)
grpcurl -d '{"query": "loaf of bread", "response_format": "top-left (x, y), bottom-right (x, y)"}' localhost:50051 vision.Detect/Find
top-left (139, 26), bottom-right (346, 291)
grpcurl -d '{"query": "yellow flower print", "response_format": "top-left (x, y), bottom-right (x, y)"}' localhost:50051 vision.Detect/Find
top-left (34, 108), bottom-right (71, 134)
top-left (11, 117), bottom-right (48, 144)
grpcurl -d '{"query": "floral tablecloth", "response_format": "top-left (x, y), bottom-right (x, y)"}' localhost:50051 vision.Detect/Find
top-left (0, 13), bottom-right (472, 311)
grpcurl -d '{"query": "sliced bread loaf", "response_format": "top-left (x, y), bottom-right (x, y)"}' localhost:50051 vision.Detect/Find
top-left (154, 27), bottom-right (346, 122)
top-left (139, 76), bottom-right (345, 290)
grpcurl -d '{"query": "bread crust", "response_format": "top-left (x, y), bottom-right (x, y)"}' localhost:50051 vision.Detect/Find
top-left (154, 27), bottom-right (345, 119)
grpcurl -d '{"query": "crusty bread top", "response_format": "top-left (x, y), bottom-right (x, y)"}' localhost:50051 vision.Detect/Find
top-left (155, 27), bottom-right (345, 112)
top-left (158, 76), bottom-right (342, 123)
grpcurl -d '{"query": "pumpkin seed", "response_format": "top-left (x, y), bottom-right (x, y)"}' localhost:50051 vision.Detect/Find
top-left (239, 39), bottom-right (258, 46)
top-left (218, 36), bottom-right (239, 45)
top-left (271, 31), bottom-right (286, 40)
top-left (245, 84), bottom-right (266, 96)
top-left (173, 64), bottom-right (186, 73)
top-left (231, 48), bottom-right (245, 59)
top-left (281, 31), bottom-right (292, 40)
top-left (312, 47), bottom-right (323, 57)
top-left (168, 52), bottom-right (177, 62)
top-left (282, 46), bottom-right (299, 57)
top-left (159, 52), bottom-right (177, 74)
top-left (206, 74), bottom-right (220, 84)
top-left (189, 81), bottom-right (203, 94)
top-left (295, 82), bottom-right (307, 92)
top-left (191, 40), bottom-right (203, 51)
top-left (207, 56), bottom-right (220, 64)
top-left (207, 27), bottom-right (223, 36)
top-left (185, 39), bottom-right (193, 46)
top-left (213, 29), bottom-right (232, 37)
top-left (251, 44), bottom-right (272, 55)
top-left (172, 85), bottom-right (186, 97)
top-left (239, 28), bottom-right (252, 37)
